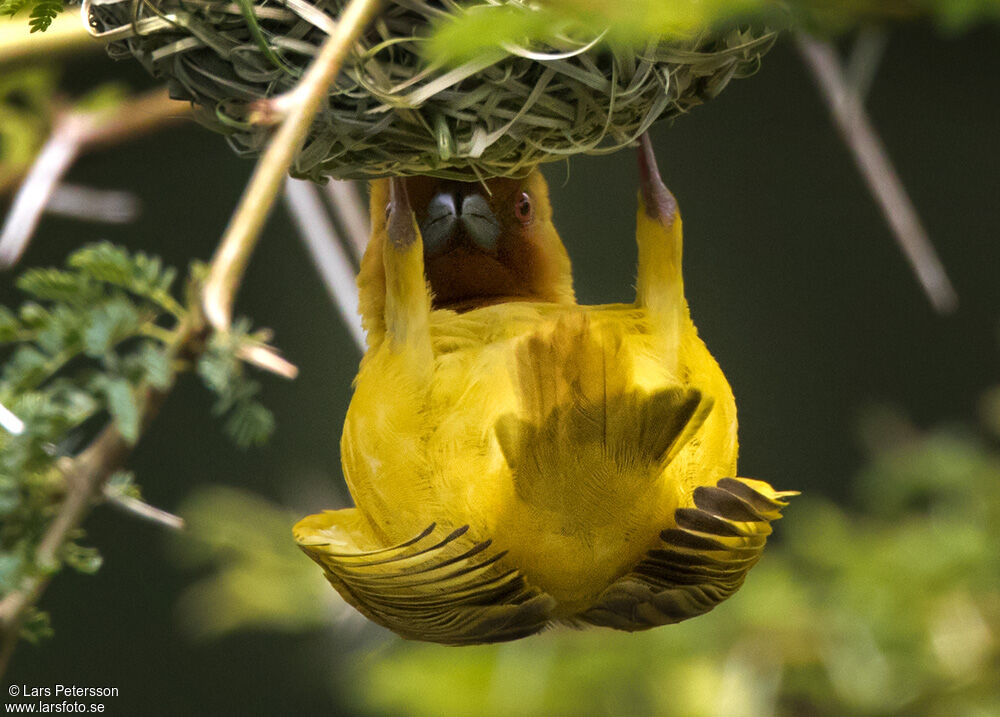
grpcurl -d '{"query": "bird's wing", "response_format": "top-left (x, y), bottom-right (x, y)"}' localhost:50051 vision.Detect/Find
top-left (295, 512), bottom-right (555, 645)
top-left (579, 477), bottom-right (796, 630)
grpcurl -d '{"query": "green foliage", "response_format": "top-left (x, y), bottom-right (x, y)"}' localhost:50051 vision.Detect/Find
top-left (67, 243), bottom-right (182, 317)
top-left (0, 0), bottom-right (31, 21)
top-left (428, 0), bottom-right (771, 63)
top-left (0, 243), bottom-right (277, 641)
top-left (340, 405), bottom-right (1000, 717)
top-left (168, 486), bottom-right (346, 639)
top-left (0, 0), bottom-right (65, 31)
top-left (0, 244), bottom-right (180, 611)
top-left (18, 608), bottom-right (53, 645)
top-left (427, 0), bottom-right (1000, 64)
top-left (157, 389), bottom-right (1000, 717)
top-left (197, 321), bottom-right (275, 448)
top-left (104, 470), bottom-right (141, 501)
top-left (26, 0), bottom-right (60, 31)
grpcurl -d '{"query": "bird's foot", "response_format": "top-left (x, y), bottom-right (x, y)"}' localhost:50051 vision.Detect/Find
top-left (637, 133), bottom-right (677, 224)
top-left (387, 177), bottom-right (417, 249)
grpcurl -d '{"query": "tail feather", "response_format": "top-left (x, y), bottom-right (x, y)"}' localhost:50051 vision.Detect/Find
top-left (496, 315), bottom-right (712, 518)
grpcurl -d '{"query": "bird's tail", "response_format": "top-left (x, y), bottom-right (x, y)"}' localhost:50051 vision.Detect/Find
top-left (495, 314), bottom-right (712, 525)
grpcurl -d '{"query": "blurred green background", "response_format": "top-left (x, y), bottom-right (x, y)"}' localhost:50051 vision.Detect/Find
top-left (3, 21), bottom-right (1000, 716)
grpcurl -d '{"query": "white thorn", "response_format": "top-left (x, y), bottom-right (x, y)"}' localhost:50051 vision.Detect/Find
top-left (0, 115), bottom-right (94, 269)
top-left (283, 178), bottom-right (366, 351)
top-left (45, 183), bottom-right (141, 224)
top-left (323, 180), bottom-right (370, 262)
top-left (0, 401), bottom-right (26, 435)
top-left (104, 490), bottom-right (186, 531)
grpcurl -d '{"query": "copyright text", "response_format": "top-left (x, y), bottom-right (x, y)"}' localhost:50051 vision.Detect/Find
top-left (5, 685), bottom-right (118, 714)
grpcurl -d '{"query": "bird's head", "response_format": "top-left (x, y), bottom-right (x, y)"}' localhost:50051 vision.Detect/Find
top-left (360, 171), bottom-right (575, 327)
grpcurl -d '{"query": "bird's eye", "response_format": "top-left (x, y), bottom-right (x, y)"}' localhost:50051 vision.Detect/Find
top-left (514, 192), bottom-right (533, 224)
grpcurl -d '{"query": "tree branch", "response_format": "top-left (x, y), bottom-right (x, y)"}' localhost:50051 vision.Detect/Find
top-left (0, 0), bottom-right (383, 675)
top-left (104, 491), bottom-right (186, 531)
top-left (0, 89), bottom-right (187, 198)
top-left (0, 89), bottom-right (189, 268)
top-left (0, 373), bottom-right (177, 677)
top-left (323, 180), bottom-right (369, 263)
top-left (283, 179), bottom-right (365, 351)
top-left (795, 32), bottom-right (958, 314)
top-left (201, 0), bottom-right (384, 332)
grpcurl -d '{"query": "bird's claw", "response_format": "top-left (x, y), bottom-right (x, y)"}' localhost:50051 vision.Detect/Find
top-left (388, 177), bottom-right (417, 249)
top-left (637, 133), bottom-right (677, 223)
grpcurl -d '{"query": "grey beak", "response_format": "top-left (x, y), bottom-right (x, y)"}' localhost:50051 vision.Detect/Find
top-left (421, 189), bottom-right (501, 257)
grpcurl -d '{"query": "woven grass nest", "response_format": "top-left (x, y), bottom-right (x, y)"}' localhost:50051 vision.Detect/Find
top-left (86, 0), bottom-right (775, 180)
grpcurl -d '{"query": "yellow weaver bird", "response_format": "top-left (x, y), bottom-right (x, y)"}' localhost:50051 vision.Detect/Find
top-left (295, 136), bottom-right (795, 644)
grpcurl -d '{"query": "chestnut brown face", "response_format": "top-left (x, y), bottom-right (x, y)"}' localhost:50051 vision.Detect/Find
top-left (397, 175), bottom-right (567, 310)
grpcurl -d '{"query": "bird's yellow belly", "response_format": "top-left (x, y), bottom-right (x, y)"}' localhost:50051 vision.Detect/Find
top-left (342, 303), bottom-right (736, 609)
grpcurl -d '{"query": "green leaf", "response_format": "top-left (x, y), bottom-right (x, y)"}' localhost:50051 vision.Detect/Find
top-left (106, 470), bottom-right (141, 500)
top-left (61, 543), bottom-right (103, 575)
top-left (82, 299), bottom-right (141, 357)
top-left (18, 301), bottom-right (52, 330)
top-left (426, 0), bottom-right (772, 64)
top-left (76, 84), bottom-right (129, 114)
top-left (17, 268), bottom-right (100, 306)
top-left (0, 483), bottom-right (20, 517)
top-left (33, 305), bottom-right (83, 356)
top-left (46, 380), bottom-right (99, 426)
top-left (19, 608), bottom-right (53, 644)
top-left (98, 377), bottom-right (141, 443)
top-left (0, 306), bottom-right (22, 342)
top-left (0, 550), bottom-right (24, 587)
top-left (131, 342), bottom-right (172, 390)
top-left (224, 400), bottom-right (274, 448)
top-left (170, 487), bottom-right (339, 639)
top-left (0, 0), bottom-right (32, 17)
top-left (68, 242), bottom-right (180, 315)
top-left (197, 346), bottom-right (238, 399)
top-left (2, 345), bottom-right (49, 391)
top-left (27, 0), bottom-right (62, 32)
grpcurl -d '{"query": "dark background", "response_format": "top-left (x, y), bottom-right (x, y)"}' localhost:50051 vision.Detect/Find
top-left (4, 23), bottom-right (999, 714)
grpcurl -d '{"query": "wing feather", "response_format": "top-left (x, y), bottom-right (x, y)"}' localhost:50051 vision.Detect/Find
top-left (296, 515), bottom-right (555, 645)
top-left (579, 477), bottom-right (795, 631)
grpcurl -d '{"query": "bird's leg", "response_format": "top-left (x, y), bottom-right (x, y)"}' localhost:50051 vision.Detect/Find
top-left (634, 134), bottom-right (686, 369)
top-left (382, 177), bottom-right (433, 358)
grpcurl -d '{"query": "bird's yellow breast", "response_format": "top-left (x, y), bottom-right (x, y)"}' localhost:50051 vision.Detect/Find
top-left (340, 300), bottom-right (737, 609)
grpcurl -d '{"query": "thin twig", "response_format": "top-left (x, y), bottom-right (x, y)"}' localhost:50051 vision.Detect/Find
top-left (0, 89), bottom-right (188, 197)
top-left (236, 341), bottom-right (300, 379)
top-left (44, 184), bottom-right (141, 225)
top-left (0, 0), bottom-right (381, 675)
top-left (201, 0), bottom-right (385, 332)
top-left (104, 490), bottom-right (186, 531)
top-left (0, 90), bottom-right (188, 268)
top-left (0, 2), bottom-right (381, 674)
top-left (0, 115), bottom-right (95, 267)
top-left (82, 91), bottom-right (191, 152)
top-left (283, 179), bottom-right (365, 350)
top-left (795, 32), bottom-right (958, 314)
top-left (324, 180), bottom-right (370, 263)
top-left (0, 400), bottom-right (25, 435)
top-left (0, 376), bottom-right (177, 677)
top-left (845, 27), bottom-right (889, 102)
